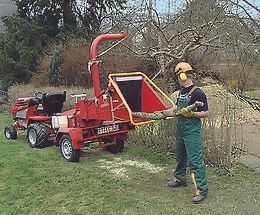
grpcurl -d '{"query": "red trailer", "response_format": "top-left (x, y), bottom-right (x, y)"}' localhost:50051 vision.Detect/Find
top-left (4, 32), bottom-right (175, 162)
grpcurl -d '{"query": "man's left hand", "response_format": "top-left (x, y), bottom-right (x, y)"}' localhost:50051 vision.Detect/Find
top-left (179, 108), bottom-right (195, 118)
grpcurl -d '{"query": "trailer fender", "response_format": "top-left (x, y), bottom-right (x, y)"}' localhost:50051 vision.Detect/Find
top-left (56, 128), bottom-right (84, 149)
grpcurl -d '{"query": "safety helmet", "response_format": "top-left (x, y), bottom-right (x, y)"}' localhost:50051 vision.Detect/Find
top-left (173, 62), bottom-right (193, 81)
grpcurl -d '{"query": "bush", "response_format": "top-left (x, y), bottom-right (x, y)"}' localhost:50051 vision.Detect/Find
top-left (32, 39), bottom-right (160, 88)
top-left (48, 46), bottom-right (64, 86)
top-left (0, 16), bottom-right (46, 87)
top-left (129, 119), bottom-right (177, 154)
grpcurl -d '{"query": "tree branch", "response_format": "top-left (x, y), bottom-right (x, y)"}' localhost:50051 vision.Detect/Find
top-left (151, 51), bottom-right (178, 59)
top-left (120, 43), bottom-right (149, 56)
top-left (241, 0), bottom-right (260, 13)
top-left (228, 0), bottom-right (260, 29)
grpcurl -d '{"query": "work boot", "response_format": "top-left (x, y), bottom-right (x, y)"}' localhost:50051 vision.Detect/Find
top-left (193, 193), bottom-right (208, 204)
top-left (167, 180), bottom-right (187, 188)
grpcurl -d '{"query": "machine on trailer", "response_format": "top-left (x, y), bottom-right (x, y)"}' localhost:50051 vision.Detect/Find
top-left (4, 32), bottom-right (175, 162)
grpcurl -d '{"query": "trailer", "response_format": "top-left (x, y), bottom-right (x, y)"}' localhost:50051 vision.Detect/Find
top-left (4, 32), bottom-right (175, 162)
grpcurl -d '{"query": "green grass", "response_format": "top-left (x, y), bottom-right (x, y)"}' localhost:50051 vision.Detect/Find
top-left (0, 115), bottom-right (260, 215)
top-left (244, 89), bottom-right (260, 100)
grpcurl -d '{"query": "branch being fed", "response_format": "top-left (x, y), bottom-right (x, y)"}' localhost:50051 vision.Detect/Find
top-left (132, 101), bottom-right (204, 120)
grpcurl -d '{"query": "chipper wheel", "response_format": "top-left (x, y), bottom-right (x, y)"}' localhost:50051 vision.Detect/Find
top-left (59, 134), bottom-right (80, 163)
top-left (106, 138), bottom-right (125, 154)
top-left (27, 123), bottom-right (48, 148)
top-left (4, 125), bottom-right (17, 140)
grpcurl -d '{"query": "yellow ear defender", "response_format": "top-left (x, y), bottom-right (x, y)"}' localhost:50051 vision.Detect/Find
top-left (179, 72), bottom-right (187, 81)
top-left (174, 62), bottom-right (193, 82)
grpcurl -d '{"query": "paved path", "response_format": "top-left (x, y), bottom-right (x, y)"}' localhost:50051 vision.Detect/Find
top-left (240, 123), bottom-right (260, 173)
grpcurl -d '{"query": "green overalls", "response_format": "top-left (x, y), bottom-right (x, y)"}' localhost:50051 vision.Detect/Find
top-left (174, 87), bottom-right (208, 196)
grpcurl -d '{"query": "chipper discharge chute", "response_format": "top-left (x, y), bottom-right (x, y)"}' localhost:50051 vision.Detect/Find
top-left (4, 32), bottom-right (176, 162)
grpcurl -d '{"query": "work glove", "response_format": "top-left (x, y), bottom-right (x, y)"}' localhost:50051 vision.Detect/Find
top-left (179, 107), bottom-right (195, 118)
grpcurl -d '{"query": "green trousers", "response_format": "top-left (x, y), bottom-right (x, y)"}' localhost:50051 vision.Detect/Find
top-left (174, 94), bottom-right (208, 196)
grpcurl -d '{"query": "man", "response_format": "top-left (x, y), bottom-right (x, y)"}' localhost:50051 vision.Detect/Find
top-left (167, 62), bottom-right (209, 204)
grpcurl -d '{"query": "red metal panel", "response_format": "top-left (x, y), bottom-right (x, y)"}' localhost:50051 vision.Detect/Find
top-left (61, 108), bottom-right (76, 116)
top-left (141, 79), bottom-right (168, 112)
top-left (58, 128), bottom-right (84, 149)
top-left (81, 122), bottom-right (130, 141)
top-left (57, 122), bottom-right (132, 150)
top-left (74, 91), bottom-right (113, 121)
top-left (111, 84), bottom-right (131, 122)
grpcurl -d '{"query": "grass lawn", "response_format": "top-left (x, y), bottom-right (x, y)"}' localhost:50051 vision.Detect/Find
top-left (0, 115), bottom-right (260, 215)
top-left (244, 89), bottom-right (260, 100)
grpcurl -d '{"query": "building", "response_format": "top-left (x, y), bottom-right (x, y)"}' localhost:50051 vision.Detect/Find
top-left (0, 0), bottom-right (17, 35)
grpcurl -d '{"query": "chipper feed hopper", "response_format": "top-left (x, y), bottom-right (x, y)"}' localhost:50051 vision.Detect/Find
top-left (4, 32), bottom-right (175, 162)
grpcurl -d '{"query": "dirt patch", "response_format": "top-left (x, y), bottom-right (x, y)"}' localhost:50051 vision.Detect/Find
top-left (98, 157), bottom-right (165, 179)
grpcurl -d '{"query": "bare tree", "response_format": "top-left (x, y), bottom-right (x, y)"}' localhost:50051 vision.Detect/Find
top-left (227, 0), bottom-right (260, 43)
top-left (108, 0), bottom-right (228, 79)
top-left (96, 0), bottom-right (259, 90)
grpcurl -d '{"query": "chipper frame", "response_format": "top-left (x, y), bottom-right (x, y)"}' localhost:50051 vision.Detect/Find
top-left (4, 32), bottom-right (175, 162)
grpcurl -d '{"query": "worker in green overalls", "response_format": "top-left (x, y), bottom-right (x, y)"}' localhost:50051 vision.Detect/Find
top-left (167, 62), bottom-right (209, 204)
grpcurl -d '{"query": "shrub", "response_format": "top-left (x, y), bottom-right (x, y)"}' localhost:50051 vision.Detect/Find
top-left (0, 16), bottom-right (45, 87)
top-left (48, 46), bottom-right (64, 86)
top-left (32, 39), bottom-right (160, 88)
top-left (129, 119), bottom-right (177, 154)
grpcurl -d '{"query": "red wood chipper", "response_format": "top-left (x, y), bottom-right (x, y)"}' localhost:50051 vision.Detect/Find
top-left (4, 32), bottom-right (175, 162)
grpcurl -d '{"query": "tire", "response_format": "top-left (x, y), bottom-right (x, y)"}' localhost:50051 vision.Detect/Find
top-left (27, 123), bottom-right (48, 148)
top-left (59, 135), bottom-right (80, 162)
top-left (106, 138), bottom-right (124, 154)
top-left (4, 125), bottom-right (17, 140)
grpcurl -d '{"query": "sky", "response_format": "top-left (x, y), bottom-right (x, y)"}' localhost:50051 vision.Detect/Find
top-left (152, 0), bottom-right (260, 15)
top-left (155, 0), bottom-right (260, 14)
top-left (154, 0), bottom-right (184, 13)
top-left (0, 0), bottom-right (17, 16)
top-left (0, 0), bottom-right (17, 34)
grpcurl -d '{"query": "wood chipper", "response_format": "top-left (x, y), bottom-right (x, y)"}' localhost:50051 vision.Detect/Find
top-left (4, 32), bottom-right (175, 162)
